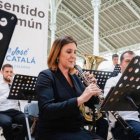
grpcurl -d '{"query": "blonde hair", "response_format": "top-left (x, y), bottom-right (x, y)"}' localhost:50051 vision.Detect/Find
top-left (48, 36), bottom-right (77, 72)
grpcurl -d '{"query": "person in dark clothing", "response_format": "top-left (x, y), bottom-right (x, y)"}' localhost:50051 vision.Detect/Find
top-left (35, 36), bottom-right (104, 140)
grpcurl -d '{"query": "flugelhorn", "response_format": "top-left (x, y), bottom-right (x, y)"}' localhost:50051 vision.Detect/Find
top-left (74, 65), bottom-right (104, 103)
top-left (74, 65), bottom-right (103, 121)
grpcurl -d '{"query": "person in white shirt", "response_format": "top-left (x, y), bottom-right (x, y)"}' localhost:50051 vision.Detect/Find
top-left (108, 53), bottom-right (119, 72)
top-left (97, 54), bottom-right (119, 72)
top-left (104, 51), bottom-right (140, 140)
top-left (112, 54), bottom-right (119, 68)
top-left (0, 64), bottom-right (27, 140)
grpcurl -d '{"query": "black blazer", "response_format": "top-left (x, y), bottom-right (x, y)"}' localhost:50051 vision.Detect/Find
top-left (36, 68), bottom-right (96, 132)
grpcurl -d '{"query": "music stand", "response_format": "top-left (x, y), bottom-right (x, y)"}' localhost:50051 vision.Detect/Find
top-left (101, 56), bottom-right (140, 113)
top-left (8, 74), bottom-right (38, 140)
top-left (114, 64), bottom-right (121, 73)
top-left (111, 64), bottom-right (121, 77)
top-left (8, 74), bottom-right (37, 101)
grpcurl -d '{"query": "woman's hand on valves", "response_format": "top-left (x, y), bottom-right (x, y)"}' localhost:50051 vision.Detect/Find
top-left (77, 83), bottom-right (102, 106)
top-left (83, 71), bottom-right (97, 84)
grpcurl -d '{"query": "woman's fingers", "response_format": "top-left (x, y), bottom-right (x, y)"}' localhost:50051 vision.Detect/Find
top-left (84, 72), bottom-right (97, 84)
top-left (89, 83), bottom-right (102, 95)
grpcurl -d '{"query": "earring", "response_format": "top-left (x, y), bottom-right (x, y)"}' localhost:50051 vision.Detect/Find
top-left (56, 58), bottom-right (59, 63)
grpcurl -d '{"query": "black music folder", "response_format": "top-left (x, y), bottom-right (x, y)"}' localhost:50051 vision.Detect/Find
top-left (8, 74), bottom-right (38, 101)
top-left (0, 9), bottom-right (17, 69)
top-left (101, 56), bottom-right (140, 111)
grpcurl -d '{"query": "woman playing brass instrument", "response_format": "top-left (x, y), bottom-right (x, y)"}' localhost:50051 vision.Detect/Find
top-left (35, 36), bottom-right (104, 140)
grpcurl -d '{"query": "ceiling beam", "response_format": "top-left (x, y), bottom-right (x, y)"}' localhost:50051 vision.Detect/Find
top-left (56, 0), bottom-right (122, 51)
top-left (122, 0), bottom-right (140, 19)
top-left (57, 4), bottom-right (93, 34)
top-left (100, 20), bottom-right (140, 38)
top-left (57, 4), bottom-right (116, 51)
top-left (56, 0), bottom-right (63, 10)
top-left (57, 0), bottom-right (121, 31)
top-left (78, 37), bottom-right (115, 51)
top-left (100, 43), bottom-right (140, 56)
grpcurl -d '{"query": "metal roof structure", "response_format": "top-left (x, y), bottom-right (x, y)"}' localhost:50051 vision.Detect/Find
top-left (48, 0), bottom-right (140, 57)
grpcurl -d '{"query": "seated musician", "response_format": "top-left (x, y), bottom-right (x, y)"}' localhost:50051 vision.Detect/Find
top-left (111, 54), bottom-right (119, 71)
top-left (104, 51), bottom-right (140, 140)
top-left (35, 36), bottom-right (105, 140)
top-left (0, 64), bottom-right (27, 140)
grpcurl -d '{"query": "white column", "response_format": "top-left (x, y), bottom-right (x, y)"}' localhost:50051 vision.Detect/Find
top-left (50, 0), bottom-right (57, 46)
top-left (91, 0), bottom-right (101, 55)
top-left (50, 23), bottom-right (57, 46)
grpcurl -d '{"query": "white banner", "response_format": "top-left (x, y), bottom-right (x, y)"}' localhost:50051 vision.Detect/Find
top-left (0, 0), bottom-right (49, 76)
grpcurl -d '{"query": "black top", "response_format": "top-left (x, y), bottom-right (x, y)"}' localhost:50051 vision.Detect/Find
top-left (36, 68), bottom-right (96, 133)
